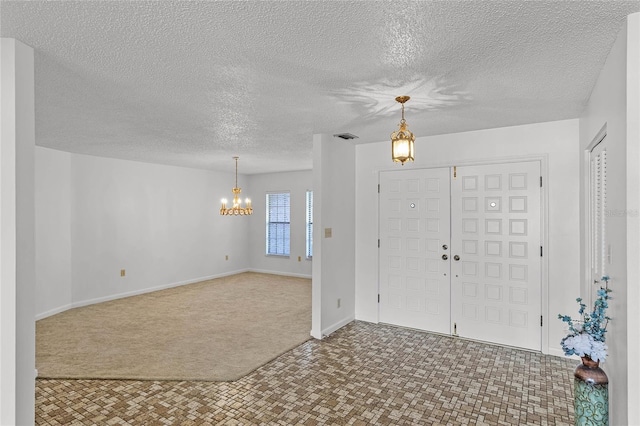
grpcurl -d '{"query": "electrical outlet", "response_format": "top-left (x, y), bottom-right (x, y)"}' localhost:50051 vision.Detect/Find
top-left (225, 255), bottom-right (229, 261)
top-left (120, 269), bottom-right (126, 277)
top-left (337, 298), bottom-right (341, 308)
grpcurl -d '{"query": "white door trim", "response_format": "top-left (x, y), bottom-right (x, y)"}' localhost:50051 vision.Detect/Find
top-left (377, 154), bottom-right (550, 354)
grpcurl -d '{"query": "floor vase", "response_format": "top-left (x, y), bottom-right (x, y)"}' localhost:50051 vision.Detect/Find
top-left (574, 357), bottom-right (608, 426)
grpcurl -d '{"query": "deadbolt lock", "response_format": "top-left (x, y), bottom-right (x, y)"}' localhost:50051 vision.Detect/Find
top-left (442, 254), bottom-right (448, 260)
top-left (442, 244), bottom-right (448, 250)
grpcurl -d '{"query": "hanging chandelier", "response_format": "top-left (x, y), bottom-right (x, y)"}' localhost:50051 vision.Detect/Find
top-left (390, 95), bottom-right (415, 165)
top-left (220, 156), bottom-right (252, 216)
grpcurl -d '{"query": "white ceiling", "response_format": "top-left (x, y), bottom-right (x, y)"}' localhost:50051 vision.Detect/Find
top-left (1, 1), bottom-right (638, 174)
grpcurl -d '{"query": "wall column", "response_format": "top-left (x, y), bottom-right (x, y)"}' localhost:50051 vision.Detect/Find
top-left (311, 134), bottom-right (356, 339)
top-left (0, 38), bottom-right (36, 426)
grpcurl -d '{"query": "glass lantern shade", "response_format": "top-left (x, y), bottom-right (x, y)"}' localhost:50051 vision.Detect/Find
top-left (391, 123), bottom-right (415, 165)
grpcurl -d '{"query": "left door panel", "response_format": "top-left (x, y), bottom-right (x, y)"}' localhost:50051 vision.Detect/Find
top-left (379, 168), bottom-right (451, 333)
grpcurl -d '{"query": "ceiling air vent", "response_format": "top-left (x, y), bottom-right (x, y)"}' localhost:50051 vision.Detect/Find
top-left (333, 133), bottom-right (359, 140)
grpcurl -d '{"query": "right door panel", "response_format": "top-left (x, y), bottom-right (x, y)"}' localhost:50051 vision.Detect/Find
top-left (450, 161), bottom-right (542, 351)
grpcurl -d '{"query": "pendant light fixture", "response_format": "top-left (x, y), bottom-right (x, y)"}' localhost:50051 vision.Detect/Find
top-left (220, 156), bottom-right (252, 216)
top-left (390, 96), bottom-right (415, 165)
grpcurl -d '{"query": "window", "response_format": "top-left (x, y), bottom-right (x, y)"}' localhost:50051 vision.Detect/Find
top-left (306, 190), bottom-right (313, 258)
top-left (266, 192), bottom-right (290, 256)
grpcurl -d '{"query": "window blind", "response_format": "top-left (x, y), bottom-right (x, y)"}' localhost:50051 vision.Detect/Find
top-left (306, 191), bottom-right (313, 258)
top-left (266, 192), bottom-right (290, 256)
top-left (590, 147), bottom-right (607, 279)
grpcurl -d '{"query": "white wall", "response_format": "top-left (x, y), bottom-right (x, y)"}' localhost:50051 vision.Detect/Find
top-left (35, 148), bottom-right (251, 317)
top-left (35, 148), bottom-right (72, 317)
top-left (355, 119), bottom-right (581, 357)
top-left (0, 38), bottom-right (36, 426)
top-left (247, 170), bottom-right (312, 278)
top-left (579, 13), bottom-right (639, 426)
top-left (311, 134), bottom-right (356, 338)
top-left (626, 14), bottom-right (640, 425)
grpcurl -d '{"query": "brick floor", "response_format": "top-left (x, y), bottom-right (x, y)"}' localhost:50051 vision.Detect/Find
top-left (36, 321), bottom-right (575, 425)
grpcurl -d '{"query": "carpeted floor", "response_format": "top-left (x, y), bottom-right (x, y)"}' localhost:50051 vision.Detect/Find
top-left (36, 272), bottom-right (311, 381)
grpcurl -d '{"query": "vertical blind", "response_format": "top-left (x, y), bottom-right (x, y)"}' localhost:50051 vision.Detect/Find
top-left (590, 147), bottom-right (607, 279)
top-left (306, 190), bottom-right (313, 258)
top-left (266, 192), bottom-right (290, 256)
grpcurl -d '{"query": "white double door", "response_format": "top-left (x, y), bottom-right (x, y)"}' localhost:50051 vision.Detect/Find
top-left (379, 161), bottom-right (542, 351)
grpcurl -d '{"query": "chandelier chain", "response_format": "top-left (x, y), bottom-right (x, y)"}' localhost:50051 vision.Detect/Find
top-left (234, 156), bottom-right (238, 188)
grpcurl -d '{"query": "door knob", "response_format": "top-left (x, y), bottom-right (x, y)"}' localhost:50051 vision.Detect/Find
top-left (454, 255), bottom-right (460, 261)
top-left (442, 254), bottom-right (448, 260)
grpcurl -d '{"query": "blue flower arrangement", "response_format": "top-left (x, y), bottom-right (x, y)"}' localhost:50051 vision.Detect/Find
top-left (558, 276), bottom-right (612, 363)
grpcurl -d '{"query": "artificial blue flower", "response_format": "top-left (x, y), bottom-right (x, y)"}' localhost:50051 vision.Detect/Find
top-left (558, 277), bottom-right (611, 362)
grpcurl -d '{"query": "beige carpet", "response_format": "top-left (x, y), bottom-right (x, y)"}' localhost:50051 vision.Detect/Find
top-left (36, 272), bottom-right (311, 382)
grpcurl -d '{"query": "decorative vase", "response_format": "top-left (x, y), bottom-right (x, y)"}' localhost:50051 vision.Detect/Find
top-left (574, 356), bottom-right (608, 426)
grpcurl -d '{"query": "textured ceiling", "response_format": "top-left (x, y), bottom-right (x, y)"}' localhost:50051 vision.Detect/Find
top-left (1, 1), bottom-right (638, 174)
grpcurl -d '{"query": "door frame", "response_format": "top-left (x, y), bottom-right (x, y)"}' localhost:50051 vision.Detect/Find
top-left (377, 154), bottom-right (550, 354)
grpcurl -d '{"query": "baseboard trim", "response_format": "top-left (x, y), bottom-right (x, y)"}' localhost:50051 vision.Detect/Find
top-left (248, 268), bottom-right (312, 279)
top-left (35, 269), bottom-right (250, 320)
top-left (36, 303), bottom-right (73, 321)
top-left (321, 315), bottom-right (355, 338)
